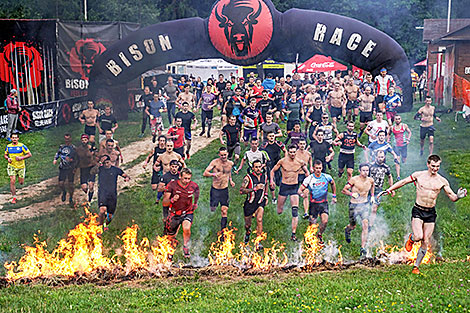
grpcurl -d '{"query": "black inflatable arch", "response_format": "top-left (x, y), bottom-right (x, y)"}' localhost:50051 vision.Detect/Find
top-left (89, 0), bottom-right (412, 111)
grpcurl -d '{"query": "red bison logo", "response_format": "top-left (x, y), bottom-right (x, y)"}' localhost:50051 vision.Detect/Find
top-left (208, 0), bottom-right (273, 61)
top-left (69, 39), bottom-right (106, 80)
top-left (0, 42), bottom-right (44, 92)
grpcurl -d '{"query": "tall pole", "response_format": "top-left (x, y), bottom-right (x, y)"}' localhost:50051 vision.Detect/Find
top-left (84, 0), bottom-right (88, 21)
top-left (447, 0), bottom-right (452, 32)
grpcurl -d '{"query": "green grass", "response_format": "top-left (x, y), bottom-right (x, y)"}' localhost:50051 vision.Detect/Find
top-left (0, 104), bottom-right (469, 312)
top-left (0, 262), bottom-right (469, 312)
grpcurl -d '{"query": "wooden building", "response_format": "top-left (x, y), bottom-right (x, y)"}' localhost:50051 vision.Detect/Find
top-left (423, 19), bottom-right (470, 108)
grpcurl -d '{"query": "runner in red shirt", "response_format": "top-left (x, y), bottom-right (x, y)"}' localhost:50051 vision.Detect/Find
top-left (249, 79), bottom-right (264, 104)
top-left (167, 117), bottom-right (186, 158)
top-left (162, 168), bottom-right (199, 258)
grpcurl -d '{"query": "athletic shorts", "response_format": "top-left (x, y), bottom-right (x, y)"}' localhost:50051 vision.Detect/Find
top-left (420, 126), bottom-right (435, 140)
top-left (58, 168), bottom-right (75, 182)
top-left (184, 131), bottom-right (192, 141)
top-left (164, 212), bottom-right (193, 236)
top-left (174, 146), bottom-right (184, 157)
top-left (411, 203), bottom-right (436, 223)
top-left (298, 173), bottom-right (306, 185)
top-left (346, 100), bottom-right (358, 111)
top-left (227, 143), bottom-right (241, 158)
top-left (286, 119), bottom-right (298, 132)
top-left (80, 166), bottom-right (96, 185)
top-left (279, 183), bottom-right (299, 197)
top-left (359, 112), bottom-right (373, 123)
top-left (98, 193), bottom-right (117, 215)
top-left (210, 187), bottom-right (229, 208)
top-left (393, 145), bottom-right (408, 159)
top-left (7, 164), bottom-right (25, 179)
top-left (373, 187), bottom-right (382, 205)
top-left (84, 125), bottom-right (96, 136)
top-left (244, 199), bottom-right (266, 217)
top-left (151, 170), bottom-right (161, 185)
top-left (243, 129), bottom-right (257, 142)
top-left (338, 153), bottom-right (355, 170)
top-left (348, 202), bottom-right (369, 227)
top-left (386, 111), bottom-right (397, 122)
top-left (309, 202), bottom-right (329, 220)
top-left (330, 106), bottom-right (342, 119)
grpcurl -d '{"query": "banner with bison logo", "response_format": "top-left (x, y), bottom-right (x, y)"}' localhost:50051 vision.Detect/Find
top-left (89, 0), bottom-right (413, 110)
top-left (0, 20), bottom-right (57, 107)
top-left (57, 22), bottom-right (139, 99)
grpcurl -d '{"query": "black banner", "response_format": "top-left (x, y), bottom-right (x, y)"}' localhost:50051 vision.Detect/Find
top-left (0, 96), bottom-right (88, 137)
top-left (57, 22), bottom-right (139, 99)
top-left (0, 20), bottom-right (57, 106)
top-left (89, 0), bottom-right (413, 110)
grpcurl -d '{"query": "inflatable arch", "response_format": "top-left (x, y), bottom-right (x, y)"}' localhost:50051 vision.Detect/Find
top-left (89, 0), bottom-right (412, 111)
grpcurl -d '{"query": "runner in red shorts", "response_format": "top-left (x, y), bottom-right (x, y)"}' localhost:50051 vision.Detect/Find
top-left (162, 167), bottom-right (199, 258)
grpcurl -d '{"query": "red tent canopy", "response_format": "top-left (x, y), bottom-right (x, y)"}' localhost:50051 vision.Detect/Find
top-left (296, 55), bottom-right (347, 73)
top-left (414, 59), bottom-right (427, 66)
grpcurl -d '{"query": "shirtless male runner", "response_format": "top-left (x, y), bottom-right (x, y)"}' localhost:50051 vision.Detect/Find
top-left (344, 78), bottom-right (360, 122)
top-left (381, 155), bottom-right (467, 274)
top-left (296, 138), bottom-right (313, 219)
top-left (342, 163), bottom-right (375, 257)
top-left (270, 144), bottom-right (309, 241)
top-left (79, 100), bottom-right (100, 144)
top-left (99, 139), bottom-right (122, 167)
top-left (357, 86), bottom-right (375, 138)
top-left (327, 82), bottom-right (346, 127)
top-left (203, 147), bottom-right (236, 231)
top-left (415, 96), bottom-right (441, 156)
top-left (154, 140), bottom-right (186, 175)
top-left (176, 84), bottom-right (195, 110)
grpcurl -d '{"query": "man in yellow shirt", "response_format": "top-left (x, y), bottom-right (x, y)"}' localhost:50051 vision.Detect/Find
top-left (4, 133), bottom-right (32, 203)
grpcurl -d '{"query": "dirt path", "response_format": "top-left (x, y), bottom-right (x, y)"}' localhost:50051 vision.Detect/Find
top-left (0, 121), bottom-right (219, 224)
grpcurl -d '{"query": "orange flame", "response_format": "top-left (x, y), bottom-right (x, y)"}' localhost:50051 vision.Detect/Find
top-left (303, 224), bottom-right (323, 266)
top-left (378, 241), bottom-right (434, 265)
top-left (150, 235), bottom-right (176, 265)
top-left (208, 225), bottom-right (236, 266)
top-left (119, 224), bottom-right (149, 272)
top-left (336, 245), bottom-right (343, 266)
top-left (4, 211), bottom-right (112, 281)
top-left (239, 233), bottom-right (288, 270)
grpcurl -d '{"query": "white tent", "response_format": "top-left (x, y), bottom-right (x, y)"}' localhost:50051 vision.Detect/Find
top-left (167, 59), bottom-right (241, 81)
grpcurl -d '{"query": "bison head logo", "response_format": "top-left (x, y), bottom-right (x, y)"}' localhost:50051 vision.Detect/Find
top-left (69, 39), bottom-right (106, 80)
top-left (0, 42), bottom-right (44, 92)
top-left (208, 0), bottom-right (273, 61)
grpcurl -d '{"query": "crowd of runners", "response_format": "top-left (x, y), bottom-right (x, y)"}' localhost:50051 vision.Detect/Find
top-left (4, 68), bottom-right (467, 273)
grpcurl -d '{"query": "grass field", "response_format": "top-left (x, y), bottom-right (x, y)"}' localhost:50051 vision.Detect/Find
top-left (0, 104), bottom-right (469, 312)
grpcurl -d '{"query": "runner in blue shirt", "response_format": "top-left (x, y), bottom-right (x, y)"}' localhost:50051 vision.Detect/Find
top-left (298, 160), bottom-right (337, 244)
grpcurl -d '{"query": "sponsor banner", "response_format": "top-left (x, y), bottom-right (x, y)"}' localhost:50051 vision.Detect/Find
top-left (57, 22), bottom-right (139, 99)
top-left (0, 96), bottom-right (88, 137)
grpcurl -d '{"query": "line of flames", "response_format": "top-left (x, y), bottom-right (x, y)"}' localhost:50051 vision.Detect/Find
top-left (376, 240), bottom-right (434, 265)
top-left (4, 212), bottom-right (437, 282)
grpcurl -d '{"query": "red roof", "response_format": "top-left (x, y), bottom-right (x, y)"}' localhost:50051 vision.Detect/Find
top-left (296, 55), bottom-right (347, 73)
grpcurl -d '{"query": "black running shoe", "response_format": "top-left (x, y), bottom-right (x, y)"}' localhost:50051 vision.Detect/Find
top-left (344, 226), bottom-right (351, 243)
top-left (61, 191), bottom-right (66, 202)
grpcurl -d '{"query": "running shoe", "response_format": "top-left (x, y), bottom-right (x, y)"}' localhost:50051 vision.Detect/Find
top-left (186, 153), bottom-right (191, 160)
top-left (11, 197), bottom-right (16, 204)
top-left (61, 191), bottom-right (66, 202)
top-left (152, 135), bottom-right (156, 143)
top-left (6, 137), bottom-right (11, 142)
top-left (244, 232), bottom-right (250, 244)
top-left (317, 234), bottom-right (324, 244)
top-left (138, 133), bottom-right (144, 138)
top-left (344, 226), bottom-right (351, 243)
top-left (272, 198), bottom-right (277, 205)
top-left (183, 246), bottom-right (191, 258)
top-left (199, 131), bottom-right (205, 136)
top-left (290, 233), bottom-right (297, 242)
top-left (103, 222), bottom-right (108, 232)
top-left (419, 150), bottom-right (423, 156)
top-left (302, 213), bottom-right (309, 220)
top-left (397, 176), bottom-right (401, 181)
top-left (405, 233), bottom-right (415, 252)
top-left (256, 243), bottom-right (263, 251)
top-left (69, 197), bottom-right (74, 206)
top-left (338, 171), bottom-right (343, 178)
top-left (411, 266), bottom-right (420, 275)
top-left (360, 248), bottom-right (367, 258)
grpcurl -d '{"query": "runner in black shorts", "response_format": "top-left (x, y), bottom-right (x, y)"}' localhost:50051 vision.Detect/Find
top-left (158, 160), bottom-right (180, 219)
top-left (203, 147), bottom-right (235, 231)
top-left (54, 133), bottom-right (77, 205)
top-left (333, 122), bottom-right (366, 180)
top-left (144, 135), bottom-right (167, 193)
top-left (240, 160), bottom-right (268, 247)
top-left (419, 126), bottom-right (435, 140)
top-left (411, 203), bottom-right (436, 223)
top-left (220, 115), bottom-right (241, 166)
top-left (84, 125), bottom-right (96, 137)
top-left (93, 155), bottom-right (130, 230)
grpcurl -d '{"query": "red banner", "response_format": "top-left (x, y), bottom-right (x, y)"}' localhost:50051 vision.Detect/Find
top-left (453, 74), bottom-right (470, 108)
